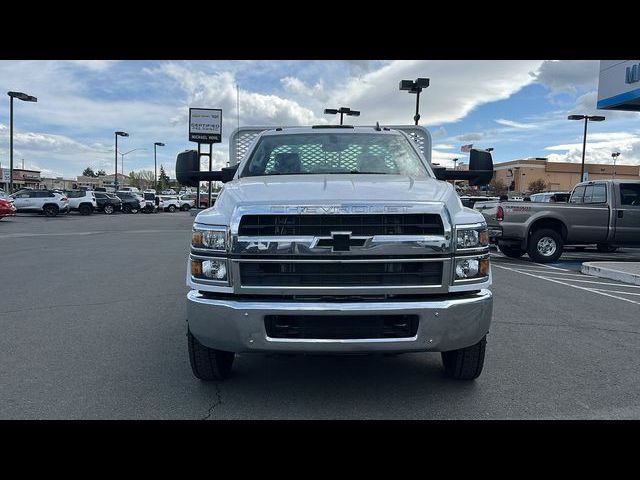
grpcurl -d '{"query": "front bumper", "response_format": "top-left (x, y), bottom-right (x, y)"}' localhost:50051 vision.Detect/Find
top-left (187, 289), bottom-right (492, 354)
top-left (488, 226), bottom-right (502, 243)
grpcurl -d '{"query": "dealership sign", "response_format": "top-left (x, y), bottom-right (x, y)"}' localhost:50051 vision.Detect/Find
top-left (597, 60), bottom-right (640, 111)
top-left (189, 108), bottom-right (222, 143)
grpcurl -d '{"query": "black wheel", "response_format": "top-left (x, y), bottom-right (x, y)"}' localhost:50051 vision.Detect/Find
top-left (79, 204), bottom-right (92, 216)
top-left (527, 228), bottom-right (563, 263)
top-left (441, 335), bottom-right (486, 380)
top-left (181, 204), bottom-right (190, 211)
top-left (168, 204), bottom-right (176, 213)
top-left (43, 204), bottom-right (59, 217)
top-left (122, 204), bottom-right (132, 214)
top-left (187, 330), bottom-right (235, 381)
top-left (131, 207), bottom-right (139, 214)
top-left (145, 205), bottom-right (154, 214)
top-left (103, 204), bottom-right (115, 215)
top-left (498, 243), bottom-right (525, 258)
top-left (597, 244), bottom-right (618, 253)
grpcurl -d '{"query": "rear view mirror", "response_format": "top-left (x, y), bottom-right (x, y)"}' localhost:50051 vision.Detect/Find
top-left (468, 149), bottom-right (494, 186)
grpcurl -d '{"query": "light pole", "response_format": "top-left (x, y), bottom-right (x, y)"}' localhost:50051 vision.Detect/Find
top-left (399, 78), bottom-right (430, 125)
top-left (114, 131), bottom-right (129, 190)
top-left (7, 91), bottom-right (37, 193)
top-left (154, 142), bottom-right (165, 191)
top-left (119, 148), bottom-right (147, 186)
top-left (568, 114), bottom-right (605, 182)
top-left (324, 107), bottom-right (360, 125)
top-left (611, 152), bottom-right (620, 179)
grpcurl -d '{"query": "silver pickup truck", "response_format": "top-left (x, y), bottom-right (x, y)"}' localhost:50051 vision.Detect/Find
top-left (176, 125), bottom-right (495, 381)
top-left (485, 179), bottom-right (640, 263)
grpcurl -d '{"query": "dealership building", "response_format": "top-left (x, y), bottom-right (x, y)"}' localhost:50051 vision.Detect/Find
top-left (597, 60), bottom-right (640, 111)
top-left (493, 158), bottom-right (640, 193)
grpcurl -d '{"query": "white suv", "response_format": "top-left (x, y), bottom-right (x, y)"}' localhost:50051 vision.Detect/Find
top-left (158, 195), bottom-right (180, 212)
top-left (11, 190), bottom-right (70, 217)
top-left (66, 190), bottom-right (98, 215)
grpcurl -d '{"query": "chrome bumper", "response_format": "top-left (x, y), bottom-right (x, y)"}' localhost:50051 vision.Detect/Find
top-left (187, 289), bottom-right (492, 354)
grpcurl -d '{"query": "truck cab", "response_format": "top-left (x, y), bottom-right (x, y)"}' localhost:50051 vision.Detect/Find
top-left (177, 125), bottom-right (495, 381)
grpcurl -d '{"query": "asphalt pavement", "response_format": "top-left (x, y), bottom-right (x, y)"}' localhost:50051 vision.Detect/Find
top-left (1, 212), bottom-right (639, 419)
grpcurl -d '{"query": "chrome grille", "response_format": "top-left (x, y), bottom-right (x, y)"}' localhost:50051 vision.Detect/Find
top-left (238, 214), bottom-right (444, 236)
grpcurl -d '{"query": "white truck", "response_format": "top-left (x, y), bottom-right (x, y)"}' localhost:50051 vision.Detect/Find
top-left (176, 125), bottom-right (495, 381)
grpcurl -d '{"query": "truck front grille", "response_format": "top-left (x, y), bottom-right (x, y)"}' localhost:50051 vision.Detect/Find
top-left (239, 261), bottom-right (442, 287)
top-left (238, 214), bottom-right (444, 236)
top-left (265, 314), bottom-right (419, 339)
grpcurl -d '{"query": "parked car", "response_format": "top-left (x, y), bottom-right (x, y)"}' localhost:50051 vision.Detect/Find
top-left (66, 190), bottom-right (97, 215)
top-left (117, 187), bottom-right (141, 193)
top-left (484, 179), bottom-right (640, 262)
top-left (459, 195), bottom-right (500, 209)
top-left (178, 195), bottom-right (195, 211)
top-left (528, 191), bottom-right (571, 203)
top-left (157, 195), bottom-right (180, 212)
top-left (0, 197), bottom-right (17, 220)
top-left (10, 190), bottom-right (69, 217)
top-left (161, 189), bottom-right (177, 195)
top-left (94, 192), bottom-right (122, 214)
top-left (141, 192), bottom-right (159, 213)
top-left (115, 192), bottom-right (144, 213)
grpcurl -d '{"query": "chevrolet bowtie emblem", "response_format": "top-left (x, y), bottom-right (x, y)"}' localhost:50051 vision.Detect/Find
top-left (317, 232), bottom-right (367, 252)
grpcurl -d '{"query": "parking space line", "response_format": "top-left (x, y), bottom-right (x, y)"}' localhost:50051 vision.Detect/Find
top-left (493, 264), bottom-right (640, 306)
top-left (590, 289), bottom-right (640, 296)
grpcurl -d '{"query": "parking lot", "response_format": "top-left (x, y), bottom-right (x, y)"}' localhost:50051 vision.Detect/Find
top-left (1, 212), bottom-right (639, 419)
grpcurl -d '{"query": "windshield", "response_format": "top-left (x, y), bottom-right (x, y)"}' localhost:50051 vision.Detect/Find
top-left (241, 132), bottom-right (430, 178)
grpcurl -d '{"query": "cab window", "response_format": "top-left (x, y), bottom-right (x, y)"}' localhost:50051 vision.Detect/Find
top-left (570, 185), bottom-right (586, 203)
top-left (620, 183), bottom-right (640, 206)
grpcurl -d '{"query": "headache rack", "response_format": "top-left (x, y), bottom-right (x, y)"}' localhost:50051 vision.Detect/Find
top-left (228, 125), bottom-right (432, 167)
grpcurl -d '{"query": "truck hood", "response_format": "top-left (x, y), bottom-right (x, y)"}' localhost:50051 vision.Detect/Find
top-left (227, 174), bottom-right (452, 203)
top-left (196, 174), bottom-right (479, 225)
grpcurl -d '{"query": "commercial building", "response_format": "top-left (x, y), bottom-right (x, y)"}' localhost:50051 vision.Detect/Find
top-left (41, 177), bottom-right (77, 191)
top-left (494, 158), bottom-right (640, 193)
top-left (0, 167), bottom-right (42, 191)
top-left (99, 173), bottom-right (130, 190)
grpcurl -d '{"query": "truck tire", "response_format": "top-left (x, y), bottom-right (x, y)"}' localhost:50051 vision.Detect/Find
top-left (168, 204), bottom-right (176, 213)
top-left (181, 204), bottom-right (190, 211)
top-left (527, 228), bottom-right (563, 263)
top-left (43, 204), bottom-right (59, 217)
top-left (597, 244), bottom-right (618, 253)
top-left (79, 204), bottom-right (92, 216)
top-left (498, 244), bottom-right (525, 258)
top-left (103, 204), bottom-right (115, 215)
top-left (441, 335), bottom-right (486, 380)
top-left (188, 330), bottom-right (235, 381)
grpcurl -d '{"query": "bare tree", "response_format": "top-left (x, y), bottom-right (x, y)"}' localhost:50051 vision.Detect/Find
top-left (527, 178), bottom-right (549, 194)
top-left (489, 178), bottom-right (508, 195)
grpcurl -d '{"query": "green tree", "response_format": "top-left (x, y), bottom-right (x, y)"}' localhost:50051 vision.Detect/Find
top-left (82, 167), bottom-right (96, 177)
top-left (96, 169), bottom-right (106, 176)
top-left (158, 165), bottom-right (170, 191)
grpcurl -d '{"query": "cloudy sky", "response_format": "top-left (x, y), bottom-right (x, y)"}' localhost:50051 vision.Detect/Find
top-left (1, 60), bottom-right (639, 179)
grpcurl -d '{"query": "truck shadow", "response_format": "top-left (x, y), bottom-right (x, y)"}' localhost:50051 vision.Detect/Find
top-left (209, 352), bottom-right (485, 419)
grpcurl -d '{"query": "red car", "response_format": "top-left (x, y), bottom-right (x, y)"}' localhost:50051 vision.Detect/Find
top-left (0, 197), bottom-right (17, 220)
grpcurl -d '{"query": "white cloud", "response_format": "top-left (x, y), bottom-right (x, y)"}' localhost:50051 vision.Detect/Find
top-left (571, 90), bottom-right (640, 120)
top-left (495, 118), bottom-right (537, 129)
top-left (433, 143), bottom-right (455, 150)
top-left (329, 60), bottom-right (544, 126)
top-left (532, 60), bottom-right (599, 95)
top-left (68, 60), bottom-right (119, 72)
top-left (458, 132), bottom-right (484, 142)
top-left (281, 76), bottom-right (327, 101)
top-left (545, 132), bottom-right (640, 165)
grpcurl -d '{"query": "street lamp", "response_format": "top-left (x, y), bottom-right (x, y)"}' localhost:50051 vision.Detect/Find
top-left (567, 114), bottom-right (605, 182)
top-left (114, 131), bottom-right (129, 190)
top-left (119, 148), bottom-right (147, 186)
top-left (154, 142), bottom-right (165, 191)
top-left (611, 152), bottom-right (620, 179)
top-left (399, 78), bottom-right (430, 125)
top-left (486, 147), bottom-right (494, 153)
top-left (324, 107), bottom-right (360, 125)
top-left (7, 91), bottom-right (37, 193)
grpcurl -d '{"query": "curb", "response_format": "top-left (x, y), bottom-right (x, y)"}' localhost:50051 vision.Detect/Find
top-left (581, 262), bottom-right (640, 286)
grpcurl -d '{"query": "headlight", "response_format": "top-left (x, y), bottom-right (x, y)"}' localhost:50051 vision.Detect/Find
top-left (456, 226), bottom-right (489, 250)
top-left (455, 256), bottom-right (490, 281)
top-left (191, 258), bottom-right (228, 282)
top-left (192, 226), bottom-right (227, 251)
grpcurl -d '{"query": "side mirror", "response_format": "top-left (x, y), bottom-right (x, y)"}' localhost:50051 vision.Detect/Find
top-left (176, 150), bottom-right (200, 187)
top-left (468, 149), bottom-right (494, 186)
top-left (176, 150), bottom-right (239, 187)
